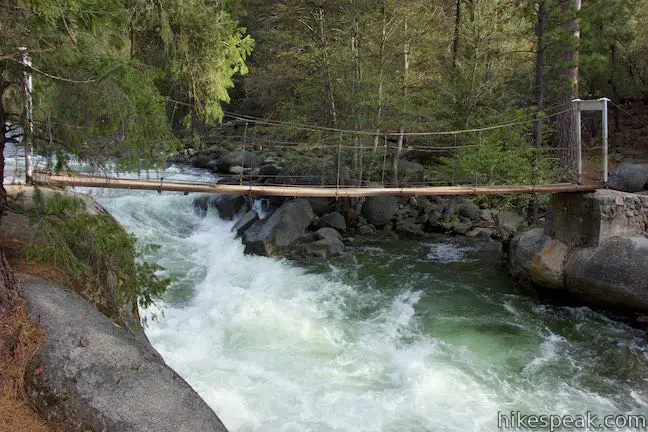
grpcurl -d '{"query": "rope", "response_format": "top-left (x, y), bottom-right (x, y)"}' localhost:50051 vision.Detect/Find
top-left (608, 100), bottom-right (632, 117)
top-left (221, 108), bottom-right (573, 138)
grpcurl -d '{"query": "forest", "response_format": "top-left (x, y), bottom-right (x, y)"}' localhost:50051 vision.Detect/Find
top-left (2, 0), bottom-right (648, 193)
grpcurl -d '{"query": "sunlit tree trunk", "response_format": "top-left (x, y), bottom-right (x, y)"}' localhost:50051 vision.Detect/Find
top-left (555, 0), bottom-right (581, 181)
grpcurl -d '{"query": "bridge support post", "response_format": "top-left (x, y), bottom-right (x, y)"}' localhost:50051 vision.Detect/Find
top-left (572, 97), bottom-right (610, 185)
top-left (574, 100), bottom-right (582, 184)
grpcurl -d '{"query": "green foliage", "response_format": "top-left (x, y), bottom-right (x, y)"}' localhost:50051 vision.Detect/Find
top-left (1, 0), bottom-right (252, 172)
top-left (21, 190), bottom-right (170, 311)
top-left (429, 125), bottom-right (556, 208)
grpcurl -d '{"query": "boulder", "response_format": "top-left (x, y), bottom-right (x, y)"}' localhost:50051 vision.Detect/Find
top-left (304, 238), bottom-right (344, 259)
top-left (205, 159), bottom-right (220, 171)
top-left (465, 227), bottom-right (495, 238)
top-left (565, 237), bottom-right (648, 314)
top-left (304, 228), bottom-right (345, 258)
top-left (315, 227), bottom-right (342, 241)
top-left (479, 209), bottom-right (495, 225)
top-left (362, 196), bottom-right (398, 227)
top-left (217, 149), bottom-right (262, 173)
top-left (607, 163), bottom-right (648, 192)
top-left (258, 164), bottom-right (281, 179)
top-left (190, 153), bottom-right (211, 169)
top-left (358, 224), bottom-right (376, 235)
top-left (243, 200), bottom-right (315, 256)
top-left (22, 277), bottom-right (228, 432)
top-left (319, 212), bottom-right (347, 232)
top-left (192, 195), bottom-right (218, 217)
top-left (456, 199), bottom-right (481, 221)
top-left (494, 209), bottom-right (525, 238)
top-left (193, 194), bottom-right (249, 220)
top-left (396, 220), bottom-right (425, 237)
top-left (395, 160), bottom-right (426, 185)
top-left (308, 198), bottom-right (336, 216)
top-left (232, 210), bottom-right (258, 236)
top-left (509, 228), bottom-right (553, 286)
top-left (228, 166), bottom-right (251, 175)
top-left (441, 197), bottom-right (458, 220)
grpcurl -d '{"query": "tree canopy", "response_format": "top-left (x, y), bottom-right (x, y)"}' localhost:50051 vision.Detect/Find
top-left (0, 0), bottom-right (253, 187)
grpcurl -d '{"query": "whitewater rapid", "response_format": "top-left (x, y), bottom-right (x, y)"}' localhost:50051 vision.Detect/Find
top-left (78, 166), bottom-right (648, 432)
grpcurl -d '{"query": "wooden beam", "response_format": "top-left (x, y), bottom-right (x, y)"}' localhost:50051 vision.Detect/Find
top-left (34, 173), bottom-right (602, 197)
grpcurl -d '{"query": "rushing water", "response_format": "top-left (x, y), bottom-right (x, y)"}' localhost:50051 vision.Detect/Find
top-left (5, 153), bottom-right (648, 431)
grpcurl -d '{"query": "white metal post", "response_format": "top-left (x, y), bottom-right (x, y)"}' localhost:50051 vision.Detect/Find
top-left (573, 99), bottom-right (582, 184)
top-left (20, 47), bottom-right (34, 184)
top-left (601, 97), bottom-right (609, 183)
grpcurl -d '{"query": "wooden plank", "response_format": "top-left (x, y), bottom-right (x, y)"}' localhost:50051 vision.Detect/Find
top-left (35, 173), bottom-right (601, 197)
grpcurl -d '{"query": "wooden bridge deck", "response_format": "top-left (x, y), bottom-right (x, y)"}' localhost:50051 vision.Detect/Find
top-left (35, 173), bottom-right (602, 197)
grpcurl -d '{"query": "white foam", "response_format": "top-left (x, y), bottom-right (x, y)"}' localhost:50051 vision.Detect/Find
top-left (83, 168), bottom-right (648, 432)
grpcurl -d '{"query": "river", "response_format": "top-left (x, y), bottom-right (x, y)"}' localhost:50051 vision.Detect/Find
top-left (5, 152), bottom-right (648, 431)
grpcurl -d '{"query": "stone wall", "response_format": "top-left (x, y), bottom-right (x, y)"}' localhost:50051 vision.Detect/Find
top-left (510, 190), bottom-right (648, 316)
top-left (544, 190), bottom-right (648, 247)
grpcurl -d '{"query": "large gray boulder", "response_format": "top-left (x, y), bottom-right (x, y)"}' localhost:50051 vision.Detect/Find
top-left (243, 199), bottom-right (315, 256)
top-left (22, 277), bottom-right (229, 432)
top-left (319, 212), bottom-right (347, 232)
top-left (510, 228), bottom-right (568, 291)
top-left (395, 160), bottom-right (425, 185)
top-left (307, 198), bottom-right (336, 216)
top-left (456, 199), bottom-right (481, 221)
top-left (193, 195), bottom-right (249, 220)
top-left (607, 163), bottom-right (648, 192)
top-left (232, 210), bottom-right (258, 237)
top-left (302, 228), bottom-right (345, 259)
top-left (494, 209), bottom-right (526, 238)
top-left (565, 237), bottom-right (648, 314)
top-left (362, 196), bottom-right (398, 227)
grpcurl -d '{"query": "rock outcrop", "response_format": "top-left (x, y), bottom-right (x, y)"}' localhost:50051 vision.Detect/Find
top-left (362, 196), bottom-right (399, 227)
top-left (243, 199), bottom-right (315, 256)
top-left (509, 190), bottom-right (648, 315)
top-left (607, 163), bottom-right (648, 193)
top-left (23, 276), bottom-right (229, 432)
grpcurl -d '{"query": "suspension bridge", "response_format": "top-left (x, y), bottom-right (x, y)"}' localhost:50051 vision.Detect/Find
top-left (27, 99), bottom-right (611, 197)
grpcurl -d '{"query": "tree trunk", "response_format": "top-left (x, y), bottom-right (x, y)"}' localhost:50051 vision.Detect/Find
top-left (0, 80), bottom-right (8, 208)
top-left (394, 16), bottom-right (409, 185)
top-left (351, 14), bottom-right (362, 184)
top-left (534, 1), bottom-right (547, 156)
top-left (318, 7), bottom-right (338, 127)
top-left (610, 42), bottom-right (621, 132)
top-left (452, 0), bottom-right (461, 68)
top-left (0, 240), bottom-right (18, 318)
top-left (530, 0), bottom-right (547, 222)
top-left (555, 0), bottom-right (581, 181)
top-left (374, 0), bottom-right (388, 151)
